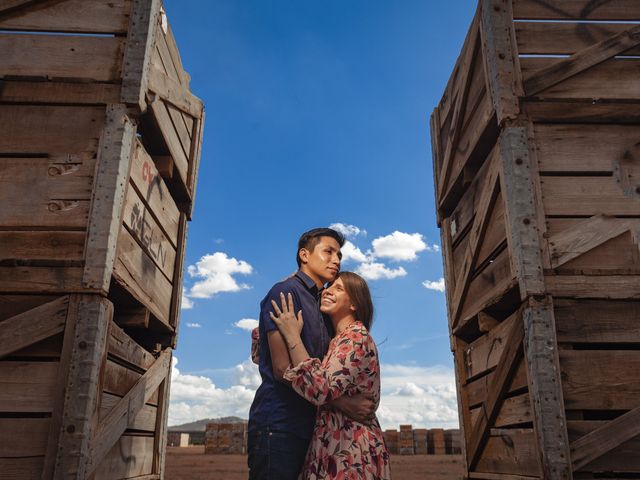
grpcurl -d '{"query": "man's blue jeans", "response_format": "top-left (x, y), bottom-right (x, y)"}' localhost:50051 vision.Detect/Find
top-left (247, 428), bottom-right (310, 480)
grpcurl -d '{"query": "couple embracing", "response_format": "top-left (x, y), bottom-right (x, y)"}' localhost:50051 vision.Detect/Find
top-left (248, 227), bottom-right (391, 479)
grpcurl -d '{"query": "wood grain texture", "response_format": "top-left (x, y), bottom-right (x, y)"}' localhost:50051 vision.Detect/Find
top-left (93, 435), bottom-right (154, 480)
top-left (108, 320), bottom-right (155, 370)
top-left (0, 266), bottom-right (84, 293)
top-left (466, 358), bottom-right (528, 409)
top-left (0, 417), bottom-right (49, 457)
top-left (0, 80), bottom-right (121, 105)
top-left (568, 420), bottom-right (640, 472)
top-left (0, 361), bottom-right (58, 412)
top-left (149, 97), bottom-right (189, 186)
top-left (513, 0), bottom-right (640, 20)
top-left (474, 428), bottom-right (540, 476)
top-left (0, 231), bottom-right (85, 262)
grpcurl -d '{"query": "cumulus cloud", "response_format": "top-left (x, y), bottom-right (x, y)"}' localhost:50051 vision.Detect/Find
top-left (168, 356), bottom-right (259, 426)
top-left (181, 292), bottom-right (194, 310)
top-left (377, 363), bottom-right (459, 430)
top-left (186, 322), bottom-right (201, 328)
top-left (371, 231), bottom-right (428, 262)
top-left (422, 278), bottom-right (446, 292)
top-left (341, 241), bottom-right (369, 264)
top-left (234, 318), bottom-right (259, 332)
top-left (356, 262), bottom-right (407, 280)
top-left (187, 252), bottom-right (253, 299)
top-left (329, 223), bottom-right (366, 238)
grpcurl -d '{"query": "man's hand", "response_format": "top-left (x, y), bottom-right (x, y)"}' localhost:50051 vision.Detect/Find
top-left (331, 393), bottom-right (376, 424)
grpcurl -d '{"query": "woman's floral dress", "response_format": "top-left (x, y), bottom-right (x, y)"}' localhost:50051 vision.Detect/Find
top-left (283, 321), bottom-right (391, 480)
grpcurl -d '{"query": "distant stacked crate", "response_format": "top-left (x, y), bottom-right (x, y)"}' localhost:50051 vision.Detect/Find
top-left (413, 428), bottom-right (428, 454)
top-left (383, 429), bottom-right (398, 455)
top-left (428, 429), bottom-right (446, 455)
top-left (398, 425), bottom-right (414, 455)
top-left (445, 429), bottom-right (461, 454)
top-left (0, 1), bottom-right (204, 479)
top-left (205, 423), bottom-right (248, 454)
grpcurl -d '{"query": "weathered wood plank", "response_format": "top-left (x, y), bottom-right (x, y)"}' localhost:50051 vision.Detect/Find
top-left (0, 266), bottom-right (84, 293)
top-left (102, 358), bottom-right (160, 405)
top-left (524, 100), bottom-right (640, 124)
top-left (547, 275), bottom-right (640, 299)
top-left (522, 298), bottom-right (571, 479)
top-left (568, 420), bottom-right (640, 472)
top-left (0, 457), bottom-right (43, 480)
top-left (0, 361), bottom-right (58, 412)
top-left (53, 295), bottom-right (112, 480)
top-left (83, 104), bottom-right (136, 293)
top-left (466, 358), bottom-right (528, 408)
top-left (0, 0), bottom-right (131, 33)
top-left (0, 34), bottom-right (124, 81)
top-left (122, 180), bottom-right (177, 281)
top-left (560, 350), bottom-right (640, 410)
top-left (88, 349), bottom-right (170, 475)
top-left (0, 295), bottom-right (68, 359)
top-left (108, 320), bottom-right (155, 370)
top-left (540, 177), bottom-right (640, 216)
top-left (113, 227), bottom-right (173, 326)
top-left (163, 22), bottom-right (191, 87)
top-left (99, 392), bottom-right (157, 432)
top-left (512, 0), bottom-right (640, 21)
top-left (521, 57), bottom-right (640, 100)
top-left (121, 0), bottom-right (161, 110)
top-left (0, 417), bottom-right (49, 457)
top-left (453, 338), bottom-right (471, 468)
top-left (470, 393), bottom-right (533, 429)
top-left (152, 374), bottom-right (171, 476)
top-left (169, 213), bottom-right (188, 334)
top-left (0, 80), bottom-right (121, 105)
top-left (93, 436), bottom-right (154, 480)
top-left (147, 65), bottom-right (203, 118)
top-left (0, 294), bottom-right (58, 321)
top-left (555, 299), bottom-right (640, 344)
top-left (115, 306), bottom-right (150, 329)
top-left (0, 105), bottom-right (103, 154)
top-left (0, 231), bottom-right (84, 262)
top-left (474, 428), bottom-right (540, 477)
top-left (149, 97), bottom-right (189, 186)
top-left (129, 139), bottom-right (180, 244)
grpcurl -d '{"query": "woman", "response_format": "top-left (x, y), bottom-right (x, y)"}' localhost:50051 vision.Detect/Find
top-left (270, 271), bottom-right (391, 480)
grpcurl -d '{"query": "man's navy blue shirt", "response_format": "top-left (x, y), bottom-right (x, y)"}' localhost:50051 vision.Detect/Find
top-left (248, 271), bottom-right (332, 440)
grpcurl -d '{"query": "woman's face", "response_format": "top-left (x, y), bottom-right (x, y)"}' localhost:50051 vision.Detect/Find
top-left (320, 277), bottom-right (355, 318)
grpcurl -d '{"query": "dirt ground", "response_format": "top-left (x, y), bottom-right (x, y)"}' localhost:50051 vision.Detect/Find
top-left (165, 446), bottom-right (464, 479)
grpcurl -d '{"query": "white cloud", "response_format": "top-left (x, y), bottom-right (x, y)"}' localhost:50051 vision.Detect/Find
top-left (181, 291), bottom-right (194, 310)
top-left (422, 278), bottom-right (445, 292)
top-left (186, 322), bottom-right (201, 328)
top-left (234, 318), bottom-right (259, 332)
top-left (187, 252), bottom-right (253, 298)
top-left (330, 223), bottom-right (366, 238)
top-left (356, 262), bottom-right (407, 280)
top-left (377, 363), bottom-right (459, 430)
top-left (341, 241), bottom-right (369, 264)
top-left (168, 356), bottom-right (259, 426)
top-left (371, 231), bottom-right (428, 262)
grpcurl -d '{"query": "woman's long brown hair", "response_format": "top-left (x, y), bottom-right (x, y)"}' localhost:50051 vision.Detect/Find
top-left (338, 271), bottom-right (374, 330)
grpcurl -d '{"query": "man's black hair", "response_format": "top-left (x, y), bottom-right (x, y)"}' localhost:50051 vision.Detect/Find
top-left (296, 228), bottom-right (345, 268)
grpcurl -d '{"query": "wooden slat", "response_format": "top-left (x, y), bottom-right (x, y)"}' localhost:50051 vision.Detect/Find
top-left (524, 25), bottom-right (640, 96)
top-left (0, 0), bottom-right (131, 33)
top-left (113, 227), bottom-right (173, 326)
top-left (0, 296), bottom-right (68, 359)
top-left (88, 349), bottom-right (171, 475)
top-left (453, 338), bottom-right (471, 467)
top-left (540, 176), bottom-right (640, 216)
top-left (512, 0), bottom-right (640, 21)
top-left (185, 109), bottom-right (205, 215)
top-left (0, 294), bottom-right (58, 321)
top-left (83, 104), bottom-right (136, 292)
top-left (0, 157), bottom-right (94, 229)
top-left (521, 57), bottom-right (640, 100)
top-left (466, 358), bottom-right (528, 409)
top-left (102, 358), bottom-right (160, 405)
top-left (465, 310), bottom-right (518, 381)
top-left (169, 213), bottom-right (188, 334)
top-left (164, 22), bottom-right (191, 87)
top-left (0, 361), bottom-right (58, 412)
top-left (516, 22), bottom-right (640, 56)
top-left (99, 392), bottom-right (157, 432)
top-left (468, 316), bottom-right (524, 470)
top-left (149, 98), bottom-right (189, 186)
top-left (571, 404), bottom-right (640, 471)
top-left (0, 105), bottom-right (103, 154)
top-left (524, 100), bottom-right (640, 125)
top-left (120, 0), bottom-right (161, 110)
top-left (122, 181), bottom-right (177, 281)
top-left (479, 0), bottom-right (522, 124)
top-left (129, 139), bottom-right (180, 244)
top-left (474, 428), bottom-right (540, 476)
top-left (0, 80), bottom-right (121, 105)
top-left (0, 266), bottom-right (84, 293)
top-left (548, 215), bottom-right (637, 268)
top-left (555, 299), bottom-right (640, 344)
top-left (560, 350), bottom-right (640, 410)
top-left (115, 306), bottom-right (150, 329)
top-left (0, 231), bottom-right (84, 262)
top-left (147, 65), bottom-right (203, 118)
top-left (108, 320), bottom-right (155, 370)
top-left (0, 457), bottom-right (44, 480)
top-left (0, 418), bottom-right (49, 457)
top-left (53, 296), bottom-right (112, 479)
top-left (534, 123), bottom-right (639, 173)
top-left (547, 275), bottom-right (640, 299)
top-left (93, 436), bottom-right (154, 480)
top-left (166, 103), bottom-right (191, 159)
top-left (0, 34), bottom-right (124, 81)
top-left (568, 420), bottom-right (640, 472)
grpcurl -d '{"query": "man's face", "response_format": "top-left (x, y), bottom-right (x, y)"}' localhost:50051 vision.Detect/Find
top-left (301, 236), bottom-right (342, 284)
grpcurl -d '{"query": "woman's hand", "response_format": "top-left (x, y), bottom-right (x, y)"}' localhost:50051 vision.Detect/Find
top-left (270, 292), bottom-right (304, 348)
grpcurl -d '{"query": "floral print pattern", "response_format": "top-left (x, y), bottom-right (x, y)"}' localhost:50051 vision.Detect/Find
top-left (283, 322), bottom-right (391, 480)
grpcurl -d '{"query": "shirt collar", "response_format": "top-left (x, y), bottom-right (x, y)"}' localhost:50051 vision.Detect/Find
top-left (296, 270), bottom-right (322, 297)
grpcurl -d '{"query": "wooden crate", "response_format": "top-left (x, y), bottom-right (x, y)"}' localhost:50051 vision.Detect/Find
top-left (428, 428), bottom-right (446, 456)
top-left (205, 423), bottom-right (248, 455)
top-left (445, 429), bottom-right (462, 455)
top-left (431, 1), bottom-right (640, 479)
top-left (383, 429), bottom-right (399, 455)
top-left (0, 1), bottom-right (204, 479)
top-left (413, 428), bottom-right (428, 455)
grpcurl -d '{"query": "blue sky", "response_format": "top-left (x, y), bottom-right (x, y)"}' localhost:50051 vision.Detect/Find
top-left (165, 0), bottom-right (475, 429)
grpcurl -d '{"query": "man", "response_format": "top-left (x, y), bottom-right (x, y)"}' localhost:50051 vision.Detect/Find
top-left (248, 227), bottom-right (376, 479)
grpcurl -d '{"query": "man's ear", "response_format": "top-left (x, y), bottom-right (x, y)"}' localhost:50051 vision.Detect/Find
top-left (299, 248), bottom-right (309, 265)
